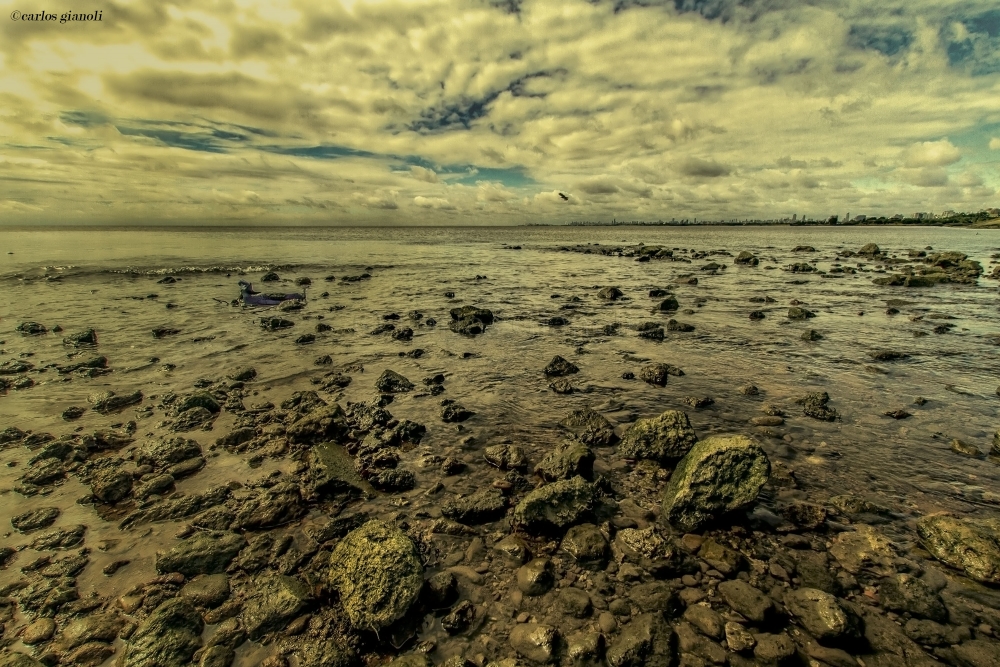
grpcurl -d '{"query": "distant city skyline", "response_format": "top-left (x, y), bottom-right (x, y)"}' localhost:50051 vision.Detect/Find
top-left (1, 0), bottom-right (999, 225)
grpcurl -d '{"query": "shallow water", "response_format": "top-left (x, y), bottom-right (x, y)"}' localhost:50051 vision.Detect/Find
top-left (1, 225), bottom-right (999, 662)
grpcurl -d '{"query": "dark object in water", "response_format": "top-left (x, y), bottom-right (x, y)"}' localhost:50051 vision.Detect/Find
top-left (238, 281), bottom-right (305, 307)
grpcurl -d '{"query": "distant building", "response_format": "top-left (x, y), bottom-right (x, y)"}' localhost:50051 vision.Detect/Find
top-left (913, 212), bottom-right (927, 220)
top-left (987, 208), bottom-right (1000, 218)
top-left (853, 215), bottom-right (867, 222)
top-left (940, 210), bottom-right (956, 218)
top-left (891, 214), bottom-right (904, 220)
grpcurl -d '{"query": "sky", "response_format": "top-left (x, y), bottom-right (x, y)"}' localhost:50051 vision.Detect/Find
top-left (1, 0), bottom-right (999, 225)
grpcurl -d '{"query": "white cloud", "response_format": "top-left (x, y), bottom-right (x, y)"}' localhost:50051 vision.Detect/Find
top-left (413, 195), bottom-right (453, 209)
top-left (902, 139), bottom-right (961, 168)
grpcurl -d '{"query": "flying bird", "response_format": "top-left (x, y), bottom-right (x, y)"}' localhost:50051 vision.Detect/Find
top-left (558, 192), bottom-right (569, 201)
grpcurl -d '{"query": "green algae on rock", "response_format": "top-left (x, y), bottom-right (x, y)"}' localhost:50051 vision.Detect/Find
top-left (618, 410), bottom-right (697, 465)
top-left (328, 520), bottom-right (424, 630)
top-left (513, 475), bottom-right (595, 533)
top-left (916, 514), bottom-right (1000, 585)
top-left (660, 434), bottom-right (770, 531)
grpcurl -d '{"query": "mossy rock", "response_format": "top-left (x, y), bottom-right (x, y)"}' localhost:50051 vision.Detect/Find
top-left (328, 520), bottom-right (424, 630)
top-left (660, 435), bottom-right (770, 531)
top-left (618, 410), bottom-right (697, 465)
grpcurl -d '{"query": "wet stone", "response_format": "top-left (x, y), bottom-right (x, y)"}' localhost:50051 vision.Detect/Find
top-left (180, 573), bottom-right (231, 608)
top-left (606, 612), bottom-right (677, 667)
top-left (516, 558), bottom-right (554, 596)
top-left (753, 633), bottom-right (796, 666)
top-left (560, 407), bottom-right (618, 447)
top-left (535, 440), bottom-right (595, 481)
top-left (558, 587), bottom-right (593, 617)
top-left (513, 476), bottom-right (594, 533)
top-left (441, 488), bottom-right (507, 524)
top-left (560, 523), bottom-right (609, 570)
top-left (916, 514), bottom-right (1000, 585)
top-left (717, 580), bottom-right (774, 624)
top-left (509, 623), bottom-right (558, 664)
top-left (11, 507), bottom-right (60, 533)
top-left (484, 444), bottom-right (528, 470)
top-left (683, 604), bottom-right (724, 640)
top-left (21, 618), bottom-right (56, 645)
top-left (618, 410), bottom-right (698, 465)
top-left (725, 621), bottom-right (755, 653)
top-left (155, 531), bottom-right (246, 577)
top-left (544, 355), bottom-right (579, 377)
top-left (240, 574), bottom-right (312, 640)
top-left (784, 587), bottom-right (858, 642)
top-left (829, 525), bottom-right (897, 576)
top-left (121, 598), bottom-right (204, 667)
top-left (375, 370), bottom-right (413, 393)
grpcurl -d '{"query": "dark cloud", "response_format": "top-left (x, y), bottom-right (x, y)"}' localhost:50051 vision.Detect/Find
top-left (679, 157), bottom-right (731, 177)
top-left (846, 24), bottom-right (913, 57)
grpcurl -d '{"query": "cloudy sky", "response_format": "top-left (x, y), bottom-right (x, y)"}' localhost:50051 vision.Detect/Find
top-left (1, 0), bottom-right (999, 225)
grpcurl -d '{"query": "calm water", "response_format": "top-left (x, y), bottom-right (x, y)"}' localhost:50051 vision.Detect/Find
top-left (0, 225), bottom-right (998, 662)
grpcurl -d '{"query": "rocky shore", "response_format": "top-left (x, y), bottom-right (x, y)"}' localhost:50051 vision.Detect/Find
top-left (1, 240), bottom-right (999, 667)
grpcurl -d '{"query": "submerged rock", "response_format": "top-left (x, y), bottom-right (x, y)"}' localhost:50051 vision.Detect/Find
top-left (63, 329), bottom-right (98, 346)
top-left (916, 514), bottom-right (1000, 585)
top-left (89, 390), bottom-right (143, 415)
top-left (544, 355), bottom-right (578, 377)
top-left (327, 520), bottom-right (424, 630)
top-left (660, 434), bottom-right (770, 530)
top-left (606, 613), bottom-right (677, 667)
top-left (155, 531), bottom-right (245, 577)
top-left (509, 623), bottom-right (559, 664)
top-left (637, 363), bottom-right (681, 386)
top-left (618, 410), bottom-right (698, 465)
top-left (829, 525), bottom-right (897, 576)
top-left (598, 286), bottom-right (625, 300)
top-left (535, 440), bottom-right (595, 481)
top-left (441, 488), bottom-right (507, 524)
top-left (797, 391), bottom-right (838, 421)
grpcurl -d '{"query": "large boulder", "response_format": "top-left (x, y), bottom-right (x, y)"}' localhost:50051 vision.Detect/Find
top-left (155, 531), bottom-right (246, 577)
top-left (136, 437), bottom-right (202, 470)
top-left (328, 520), bottom-right (424, 630)
top-left (121, 598), bottom-right (203, 667)
top-left (375, 370), bottom-right (414, 393)
top-left (513, 476), bottom-right (594, 533)
top-left (618, 410), bottom-right (697, 465)
top-left (598, 286), bottom-right (624, 301)
top-left (660, 435), bottom-right (770, 530)
top-left (91, 466), bottom-right (133, 503)
top-left (916, 514), bottom-right (1000, 585)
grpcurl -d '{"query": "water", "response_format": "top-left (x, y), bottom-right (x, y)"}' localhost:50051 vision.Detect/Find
top-left (1, 225), bottom-right (998, 662)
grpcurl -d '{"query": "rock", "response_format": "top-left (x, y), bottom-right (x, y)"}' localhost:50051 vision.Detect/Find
top-left (199, 645), bottom-right (235, 667)
top-left (735, 251), bottom-right (759, 265)
top-left (558, 587), bottom-right (593, 617)
top-left (121, 598), bottom-right (204, 667)
top-left (945, 638), bottom-right (1000, 667)
top-left (535, 440), bottom-right (595, 481)
top-left (155, 531), bottom-right (245, 576)
top-left (441, 489), bottom-right (507, 524)
top-left (11, 507), bottom-right (60, 533)
top-left (879, 573), bottom-right (947, 622)
top-left (629, 581), bottom-right (677, 614)
top-left (89, 390), bottom-right (143, 414)
top-left (91, 466), bottom-right (133, 503)
top-left (564, 630), bottom-right (604, 667)
top-left (560, 408), bottom-right (617, 447)
top-left (660, 434), bottom-right (770, 531)
top-left (63, 329), bottom-right (98, 346)
top-left (241, 574), bottom-right (311, 640)
top-left (718, 580), bottom-right (774, 623)
top-left (177, 392), bottom-right (221, 414)
top-left (441, 402), bottom-right (474, 422)
top-left (698, 538), bottom-right (745, 575)
top-left (829, 525), bottom-right (896, 576)
top-left (870, 349), bottom-right (909, 362)
top-left (549, 378), bottom-right (576, 394)
top-left (857, 604), bottom-right (938, 667)
top-left (950, 439), bottom-right (985, 458)
top-left (797, 391), bottom-right (838, 421)
top-left (903, 619), bottom-right (960, 647)
top-left (560, 523), bottom-right (609, 570)
top-left (230, 482), bottom-right (305, 530)
top-left (509, 623), bottom-right (558, 664)
top-left (260, 318), bottom-right (293, 330)
top-left (287, 404), bottom-right (349, 444)
top-left (787, 307), bottom-right (815, 319)
top-left (784, 587), bottom-right (858, 641)
top-left (683, 605), bottom-right (724, 639)
top-left (484, 444), bottom-right (528, 470)
top-left (599, 286), bottom-right (625, 300)
top-left (19, 457), bottom-right (66, 487)
top-left (494, 535), bottom-right (530, 567)
top-left (667, 319), bottom-right (695, 332)
top-left (517, 558), bottom-right (555, 596)
top-left (859, 243), bottom-right (881, 257)
top-left (618, 410), bottom-right (698, 465)
top-left (172, 407), bottom-right (213, 431)
top-left (513, 476), bottom-right (594, 533)
top-left (802, 329), bottom-right (823, 341)
top-left (228, 367), bottom-right (257, 381)
top-left (60, 612), bottom-right (125, 649)
top-left (180, 574), bottom-right (230, 608)
top-left (781, 500), bottom-right (827, 529)
top-left (544, 355), bottom-right (578, 377)
top-left (307, 442), bottom-right (370, 497)
top-left (134, 474), bottom-right (175, 500)
top-left (753, 633), bottom-right (796, 666)
top-left (916, 514), bottom-right (1000, 585)
top-left (21, 618), bottom-right (56, 645)
top-left (638, 362), bottom-right (682, 386)
top-left (16, 322), bottom-right (47, 335)
top-left (137, 437), bottom-right (202, 469)
top-left (725, 621), bottom-right (755, 652)
top-left (327, 520), bottom-right (423, 630)
top-left (606, 613), bottom-right (677, 667)
top-left (30, 524), bottom-right (86, 550)
top-left (658, 296), bottom-right (679, 312)
top-left (375, 370), bottom-right (413, 393)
